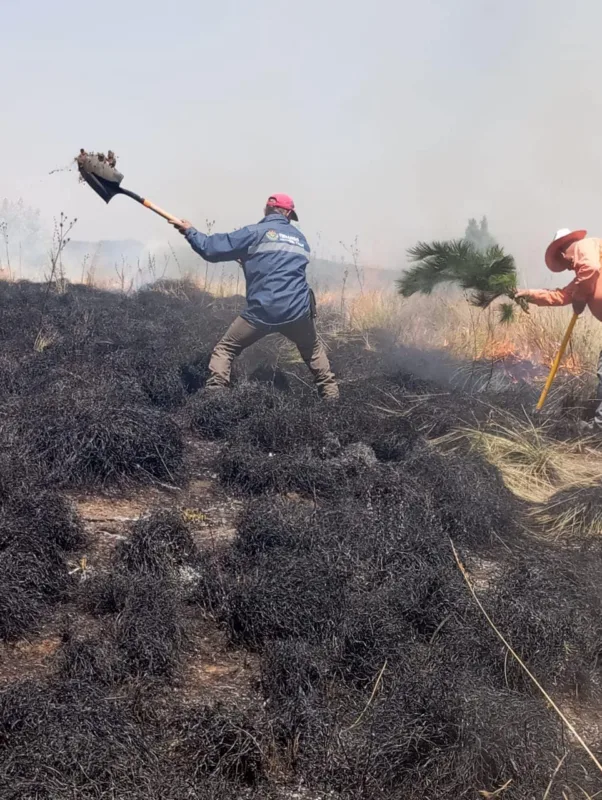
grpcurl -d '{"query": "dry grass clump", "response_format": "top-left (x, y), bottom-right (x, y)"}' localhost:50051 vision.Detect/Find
top-left (437, 420), bottom-right (602, 504)
top-left (534, 481), bottom-right (602, 539)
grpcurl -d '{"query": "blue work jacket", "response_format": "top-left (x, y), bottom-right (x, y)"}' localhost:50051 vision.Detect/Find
top-left (184, 213), bottom-right (311, 326)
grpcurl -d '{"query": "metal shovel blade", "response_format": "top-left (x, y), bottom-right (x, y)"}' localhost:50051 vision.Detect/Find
top-left (77, 153), bottom-right (124, 204)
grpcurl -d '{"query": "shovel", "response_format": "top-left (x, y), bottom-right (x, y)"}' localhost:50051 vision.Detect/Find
top-left (77, 151), bottom-right (183, 226)
top-left (535, 312), bottom-right (578, 411)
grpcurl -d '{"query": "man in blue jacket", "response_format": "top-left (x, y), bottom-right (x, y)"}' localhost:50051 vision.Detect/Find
top-left (173, 194), bottom-right (339, 399)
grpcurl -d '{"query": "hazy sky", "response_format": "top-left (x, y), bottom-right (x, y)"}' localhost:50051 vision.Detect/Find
top-left (3, 0), bottom-right (602, 282)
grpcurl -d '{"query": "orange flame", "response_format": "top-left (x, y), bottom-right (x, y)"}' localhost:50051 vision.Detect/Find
top-left (480, 338), bottom-right (583, 379)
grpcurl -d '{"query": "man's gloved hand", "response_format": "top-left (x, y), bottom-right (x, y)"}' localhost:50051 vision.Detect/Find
top-left (170, 219), bottom-right (193, 234)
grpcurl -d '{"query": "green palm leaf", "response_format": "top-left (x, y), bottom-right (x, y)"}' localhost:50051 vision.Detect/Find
top-left (498, 302), bottom-right (516, 324)
top-left (399, 238), bottom-right (523, 320)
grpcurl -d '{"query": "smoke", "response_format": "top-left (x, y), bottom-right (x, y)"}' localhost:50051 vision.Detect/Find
top-left (2, 0), bottom-right (602, 288)
top-left (0, 200), bottom-right (48, 275)
top-left (402, 0), bottom-right (602, 285)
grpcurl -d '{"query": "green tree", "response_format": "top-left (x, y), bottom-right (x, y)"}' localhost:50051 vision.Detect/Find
top-left (464, 216), bottom-right (496, 253)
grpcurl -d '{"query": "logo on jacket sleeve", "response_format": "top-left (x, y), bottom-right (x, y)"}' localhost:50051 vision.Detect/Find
top-left (266, 230), bottom-right (279, 241)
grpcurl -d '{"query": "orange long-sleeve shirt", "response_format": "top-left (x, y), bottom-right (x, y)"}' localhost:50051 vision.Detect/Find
top-left (529, 238), bottom-right (602, 320)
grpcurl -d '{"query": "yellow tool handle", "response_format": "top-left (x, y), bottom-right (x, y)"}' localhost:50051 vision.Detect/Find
top-left (142, 199), bottom-right (183, 227)
top-left (536, 312), bottom-right (579, 411)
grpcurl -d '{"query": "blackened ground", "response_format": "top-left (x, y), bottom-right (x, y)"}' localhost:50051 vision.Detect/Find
top-left (0, 454), bottom-right (84, 642)
top-left (0, 279), bottom-right (601, 799)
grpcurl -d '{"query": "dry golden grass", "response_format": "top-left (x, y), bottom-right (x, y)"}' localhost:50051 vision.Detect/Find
top-left (436, 421), bottom-right (602, 505)
top-left (340, 290), bottom-right (602, 379)
top-left (345, 291), bottom-right (407, 338)
top-left (435, 419), bottom-right (602, 541)
top-left (534, 483), bottom-right (602, 540)
top-left (33, 329), bottom-right (59, 353)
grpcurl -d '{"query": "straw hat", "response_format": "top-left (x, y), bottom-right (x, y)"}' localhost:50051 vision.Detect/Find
top-left (545, 228), bottom-right (587, 272)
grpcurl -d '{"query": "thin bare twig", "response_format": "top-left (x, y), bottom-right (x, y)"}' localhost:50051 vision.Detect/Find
top-left (345, 660), bottom-right (388, 731)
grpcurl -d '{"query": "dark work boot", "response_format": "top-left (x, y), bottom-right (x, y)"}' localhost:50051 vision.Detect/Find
top-left (204, 375), bottom-right (230, 392)
top-left (317, 377), bottom-right (339, 402)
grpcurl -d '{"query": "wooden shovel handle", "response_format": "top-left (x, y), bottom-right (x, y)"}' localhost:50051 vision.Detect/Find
top-left (536, 312), bottom-right (579, 411)
top-left (142, 199), bottom-right (183, 227)
top-left (118, 188), bottom-right (184, 227)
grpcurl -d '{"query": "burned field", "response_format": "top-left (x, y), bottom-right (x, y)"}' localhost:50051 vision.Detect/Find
top-left (0, 279), bottom-right (601, 799)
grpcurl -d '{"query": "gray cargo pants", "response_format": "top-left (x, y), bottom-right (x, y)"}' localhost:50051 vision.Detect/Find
top-left (207, 315), bottom-right (339, 400)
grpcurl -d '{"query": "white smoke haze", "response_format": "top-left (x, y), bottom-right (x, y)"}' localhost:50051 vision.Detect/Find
top-left (2, 0), bottom-right (601, 288)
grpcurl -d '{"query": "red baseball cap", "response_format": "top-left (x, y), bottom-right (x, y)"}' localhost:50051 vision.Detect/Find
top-left (266, 193), bottom-right (298, 221)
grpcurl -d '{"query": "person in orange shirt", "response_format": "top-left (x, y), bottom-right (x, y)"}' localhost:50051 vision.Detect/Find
top-left (516, 228), bottom-right (602, 432)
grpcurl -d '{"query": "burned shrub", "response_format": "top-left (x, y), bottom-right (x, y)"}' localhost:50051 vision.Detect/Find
top-left (327, 670), bottom-right (584, 800)
top-left (491, 546), bottom-right (602, 695)
top-left (0, 475), bottom-right (83, 641)
top-left (229, 385), bottom-right (417, 460)
top-left (81, 571), bottom-right (187, 682)
top-left (256, 634), bottom-right (593, 800)
top-left (224, 550), bottom-right (349, 650)
top-left (402, 443), bottom-right (524, 550)
top-left (14, 380), bottom-right (183, 488)
top-left (186, 382), bottom-right (278, 440)
top-left (169, 704), bottom-right (266, 786)
top-left (112, 576), bottom-right (186, 681)
top-left (386, 369), bottom-right (478, 437)
top-left (131, 350), bottom-right (187, 410)
top-left (82, 569), bottom-right (133, 617)
top-left (260, 638), bottom-right (335, 765)
top-left (56, 630), bottom-right (121, 686)
top-left (234, 497), bottom-right (314, 558)
top-left (0, 679), bottom-right (163, 798)
top-left (116, 509), bottom-right (198, 577)
top-left (1, 486), bottom-right (84, 553)
top-left (78, 512), bottom-right (196, 683)
top-left (180, 347), bottom-right (213, 393)
top-left (233, 397), bottom-right (331, 454)
top-left (371, 428), bottom-right (415, 461)
top-left (0, 542), bottom-right (69, 641)
top-left (218, 440), bottom-right (375, 498)
top-left (338, 587), bottom-right (429, 686)
top-left (216, 489), bottom-right (484, 663)
top-left (261, 639), bottom-right (331, 711)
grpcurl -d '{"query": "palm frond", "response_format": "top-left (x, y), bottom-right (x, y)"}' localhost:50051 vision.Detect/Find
top-left (458, 249), bottom-right (517, 296)
top-left (468, 289), bottom-right (500, 309)
top-left (400, 240), bottom-right (480, 298)
top-left (400, 238), bottom-right (523, 324)
top-left (397, 262), bottom-right (457, 297)
top-left (406, 239), bottom-right (475, 266)
top-left (498, 302), bottom-right (515, 324)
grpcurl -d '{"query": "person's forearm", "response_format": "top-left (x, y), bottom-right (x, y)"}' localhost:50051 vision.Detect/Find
top-left (184, 228), bottom-right (208, 258)
top-left (527, 288), bottom-right (572, 307)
